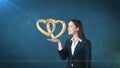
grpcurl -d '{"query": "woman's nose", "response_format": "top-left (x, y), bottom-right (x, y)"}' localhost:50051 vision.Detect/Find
top-left (67, 27), bottom-right (69, 30)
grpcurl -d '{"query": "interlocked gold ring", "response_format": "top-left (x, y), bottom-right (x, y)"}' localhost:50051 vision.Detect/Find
top-left (36, 19), bottom-right (66, 39)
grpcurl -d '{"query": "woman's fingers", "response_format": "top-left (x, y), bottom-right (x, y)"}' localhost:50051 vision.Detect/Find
top-left (47, 39), bottom-right (60, 42)
top-left (47, 39), bottom-right (56, 42)
top-left (47, 39), bottom-right (53, 41)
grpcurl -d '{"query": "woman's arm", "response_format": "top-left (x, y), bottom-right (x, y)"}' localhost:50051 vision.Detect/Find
top-left (57, 41), bottom-right (63, 51)
top-left (47, 39), bottom-right (68, 60)
top-left (85, 40), bottom-right (92, 68)
top-left (58, 39), bottom-right (69, 60)
top-left (47, 39), bottom-right (63, 50)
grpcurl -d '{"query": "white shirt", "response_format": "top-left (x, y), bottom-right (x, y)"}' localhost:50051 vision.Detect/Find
top-left (71, 37), bottom-right (82, 55)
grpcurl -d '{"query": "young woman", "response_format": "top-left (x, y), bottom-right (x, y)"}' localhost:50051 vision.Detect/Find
top-left (48, 19), bottom-right (91, 68)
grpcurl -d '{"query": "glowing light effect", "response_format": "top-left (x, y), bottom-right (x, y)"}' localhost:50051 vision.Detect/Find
top-left (0, 0), bottom-right (20, 10)
top-left (0, 0), bottom-right (34, 21)
top-left (0, 0), bottom-right (8, 8)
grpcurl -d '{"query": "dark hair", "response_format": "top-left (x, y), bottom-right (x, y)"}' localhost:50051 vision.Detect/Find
top-left (70, 19), bottom-right (86, 40)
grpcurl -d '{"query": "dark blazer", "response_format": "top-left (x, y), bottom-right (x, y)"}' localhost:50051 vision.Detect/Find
top-left (58, 38), bottom-right (91, 68)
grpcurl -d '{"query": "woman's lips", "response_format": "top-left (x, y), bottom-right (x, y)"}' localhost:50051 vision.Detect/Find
top-left (68, 30), bottom-right (71, 33)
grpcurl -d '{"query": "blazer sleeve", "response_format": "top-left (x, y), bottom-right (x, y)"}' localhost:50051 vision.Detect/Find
top-left (58, 39), bottom-right (69, 60)
top-left (85, 40), bottom-right (92, 68)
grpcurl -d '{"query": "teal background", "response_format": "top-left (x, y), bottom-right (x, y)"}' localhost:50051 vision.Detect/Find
top-left (0, 0), bottom-right (120, 68)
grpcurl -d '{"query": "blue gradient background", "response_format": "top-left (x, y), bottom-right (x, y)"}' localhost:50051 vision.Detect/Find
top-left (0, 0), bottom-right (120, 68)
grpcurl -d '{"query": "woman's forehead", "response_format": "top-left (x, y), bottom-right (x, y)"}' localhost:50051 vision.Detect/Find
top-left (68, 21), bottom-right (74, 25)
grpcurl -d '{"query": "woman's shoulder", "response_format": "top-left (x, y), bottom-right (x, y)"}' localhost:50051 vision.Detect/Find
top-left (83, 38), bottom-right (91, 46)
top-left (65, 37), bottom-right (72, 44)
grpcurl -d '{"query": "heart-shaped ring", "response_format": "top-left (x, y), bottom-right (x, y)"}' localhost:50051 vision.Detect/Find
top-left (36, 19), bottom-right (66, 39)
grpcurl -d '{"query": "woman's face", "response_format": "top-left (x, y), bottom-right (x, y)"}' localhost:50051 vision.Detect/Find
top-left (68, 21), bottom-right (79, 35)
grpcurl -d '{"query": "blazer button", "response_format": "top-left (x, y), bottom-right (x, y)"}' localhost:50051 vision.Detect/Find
top-left (71, 63), bottom-right (73, 67)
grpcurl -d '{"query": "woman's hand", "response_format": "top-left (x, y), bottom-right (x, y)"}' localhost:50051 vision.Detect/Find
top-left (47, 39), bottom-right (60, 43)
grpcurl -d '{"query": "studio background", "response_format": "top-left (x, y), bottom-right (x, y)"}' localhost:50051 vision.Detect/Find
top-left (0, 0), bottom-right (120, 68)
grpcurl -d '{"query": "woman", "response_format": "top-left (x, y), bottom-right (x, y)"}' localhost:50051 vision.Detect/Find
top-left (48, 19), bottom-right (91, 68)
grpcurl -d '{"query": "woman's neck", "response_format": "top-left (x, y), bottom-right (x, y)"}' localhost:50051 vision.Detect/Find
top-left (72, 33), bottom-right (79, 41)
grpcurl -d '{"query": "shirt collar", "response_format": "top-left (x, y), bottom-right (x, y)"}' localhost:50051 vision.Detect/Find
top-left (71, 37), bottom-right (82, 42)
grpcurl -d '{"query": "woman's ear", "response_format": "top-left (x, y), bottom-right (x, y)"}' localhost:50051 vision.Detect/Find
top-left (76, 27), bottom-right (79, 31)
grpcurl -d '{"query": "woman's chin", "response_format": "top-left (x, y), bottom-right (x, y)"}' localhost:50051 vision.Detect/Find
top-left (68, 32), bottom-right (72, 35)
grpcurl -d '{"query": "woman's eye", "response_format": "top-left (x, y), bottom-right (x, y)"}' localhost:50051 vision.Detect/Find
top-left (70, 26), bottom-right (72, 27)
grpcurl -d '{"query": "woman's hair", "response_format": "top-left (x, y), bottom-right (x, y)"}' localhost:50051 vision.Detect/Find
top-left (70, 19), bottom-right (86, 40)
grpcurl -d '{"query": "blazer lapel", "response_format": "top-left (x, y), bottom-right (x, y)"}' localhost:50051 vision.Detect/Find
top-left (68, 40), bottom-right (72, 56)
top-left (73, 41), bottom-right (83, 56)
